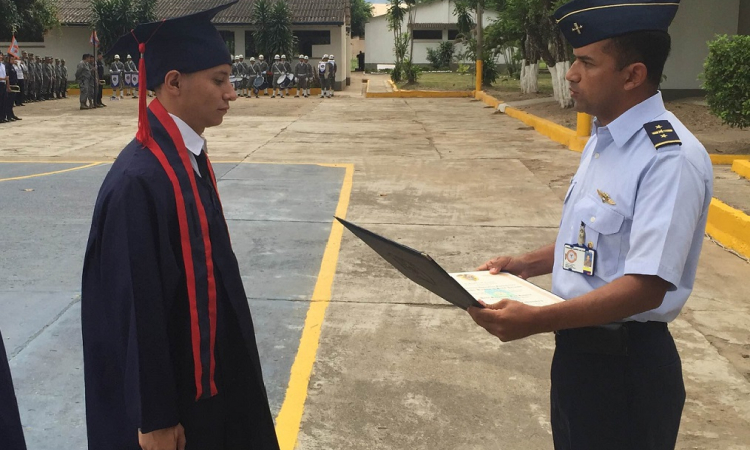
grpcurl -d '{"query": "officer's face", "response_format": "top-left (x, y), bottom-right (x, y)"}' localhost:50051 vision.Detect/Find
top-left (178, 64), bottom-right (237, 130)
top-left (566, 40), bottom-right (626, 122)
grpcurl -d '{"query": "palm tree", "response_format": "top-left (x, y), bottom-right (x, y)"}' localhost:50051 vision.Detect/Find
top-left (252, 0), bottom-right (272, 56)
top-left (268, 0), bottom-right (294, 57)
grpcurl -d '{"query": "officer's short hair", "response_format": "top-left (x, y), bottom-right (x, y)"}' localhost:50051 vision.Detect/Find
top-left (603, 31), bottom-right (671, 87)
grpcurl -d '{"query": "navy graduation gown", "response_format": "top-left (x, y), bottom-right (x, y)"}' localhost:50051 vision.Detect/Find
top-left (0, 328), bottom-right (27, 450)
top-left (81, 99), bottom-right (279, 449)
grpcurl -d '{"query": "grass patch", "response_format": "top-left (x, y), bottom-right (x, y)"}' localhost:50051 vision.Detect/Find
top-left (397, 72), bottom-right (475, 91)
top-left (396, 71), bottom-right (556, 102)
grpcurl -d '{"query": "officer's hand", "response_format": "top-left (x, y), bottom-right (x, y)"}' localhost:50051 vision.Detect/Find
top-left (476, 255), bottom-right (529, 278)
top-left (138, 424), bottom-right (186, 450)
top-left (467, 299), bottom-right (541, 342)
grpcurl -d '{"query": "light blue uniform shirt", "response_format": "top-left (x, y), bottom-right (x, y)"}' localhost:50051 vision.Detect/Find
top-left (552, 92), bottom-right (713, 322)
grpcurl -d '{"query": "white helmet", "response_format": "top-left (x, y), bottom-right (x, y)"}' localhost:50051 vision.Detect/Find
top-left (274, 54), bottom-right (280, 60)
top-left (231, 54), bottom-right (236, 60)
top-left (126, 54), bottom-right (132, 59)
top-left (238, 54), bottom-right (243, 59)
top-left (281, 54), bottom-right (286, 59)
top-left (114, 54), bottom-right (120, 60)
top-left (329, 54), bottom-right (335, 59)
top-left (322, 54), bottom-right (329, 59)
top-left (249, 56), bottom-right (256, 62)
top-left (259, 54), bottom-right (264, 60)
top-left (299, 54), bottom-right (304, 59)
top-left (304, 55), bottom-right (309, 60)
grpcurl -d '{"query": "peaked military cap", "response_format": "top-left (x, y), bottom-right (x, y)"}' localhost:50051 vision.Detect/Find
top-left (106, 0), bottom-right (237, 90)
top-left (554, 0), bottom-right (680, 48)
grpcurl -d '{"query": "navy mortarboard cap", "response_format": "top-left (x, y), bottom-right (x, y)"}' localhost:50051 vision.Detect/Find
top-left (554, 0), bottom-right (680, 48)
top-left (105, 0), bottom-right (237, 144)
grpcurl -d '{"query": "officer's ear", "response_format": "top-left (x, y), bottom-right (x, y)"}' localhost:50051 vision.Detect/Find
top-left (622, 61), bottom-right (648, 92)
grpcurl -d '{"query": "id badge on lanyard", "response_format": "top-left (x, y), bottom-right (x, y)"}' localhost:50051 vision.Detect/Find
top-left (562, 222), bottom-right (596, 276)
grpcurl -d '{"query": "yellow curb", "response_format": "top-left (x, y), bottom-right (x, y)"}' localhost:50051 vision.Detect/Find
top-left (504, 106), bottom-right (583, 152)
top-left (711, 154), bottom-right (750, 165)
top-left (706, 198), bottom-right (750, 259)
top-left (474, 90), bottom-right (502, 108)
top-left (366, 89), bottom-right (473, 99)
top-left (387, 79), bottom-right (400, 92)
top-left (731, 159), bottom-right (750, 180)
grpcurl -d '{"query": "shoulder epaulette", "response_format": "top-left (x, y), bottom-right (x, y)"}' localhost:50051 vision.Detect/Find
top-left (644, 120), bottom-right (682, 150)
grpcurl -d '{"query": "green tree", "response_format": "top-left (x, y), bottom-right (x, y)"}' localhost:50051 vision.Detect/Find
top-left (253, 0), bottom-right (295, 58)
top-left (350, 0), bottom-right (373, 38)
top-left (0, 0), bottom-right (59, 42)
top-left (91, 0), bottom-right (156, 56)
top-left (252, 0), bottom-right (272, 56)
top-left (703, 35), bottom-right (750, 129)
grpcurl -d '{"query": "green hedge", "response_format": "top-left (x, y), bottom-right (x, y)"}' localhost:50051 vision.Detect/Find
top-left (702, 34), bottom-right (750, 129)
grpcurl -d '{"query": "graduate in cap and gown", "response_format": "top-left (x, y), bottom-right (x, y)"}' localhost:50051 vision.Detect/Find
top-left (81, 2), bottom-right (280, 449)
top-left (0, 327), bottom-right (27, 450)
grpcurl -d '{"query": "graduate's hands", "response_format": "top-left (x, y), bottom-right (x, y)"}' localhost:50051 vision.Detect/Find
top-left (467, 299), bottom-right (543, 342)
top-left (139, 423), bottom-right (186, 450)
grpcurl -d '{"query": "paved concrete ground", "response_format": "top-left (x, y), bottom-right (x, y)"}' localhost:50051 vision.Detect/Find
top-left (1, 80), bottom-right (749, 450)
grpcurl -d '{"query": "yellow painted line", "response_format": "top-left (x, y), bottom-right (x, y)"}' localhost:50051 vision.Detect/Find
top-left (0, 162), bottom-right (105, 182)
top-left (711, 154), bottom-right (750, 165)
top-left (0, 160), bottom-right (111, 164)
top-left (706, 198), bottom-right (750, 259)
top-left (731, 159), bottom-right (750, 180)
top-left (387, 79), bottom-right (399, 92)
top-left (274, 163), bottom-right (354, 450)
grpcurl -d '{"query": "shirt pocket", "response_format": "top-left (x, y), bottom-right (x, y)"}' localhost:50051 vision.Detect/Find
top-left (574, 195), bottom-right (625, 278)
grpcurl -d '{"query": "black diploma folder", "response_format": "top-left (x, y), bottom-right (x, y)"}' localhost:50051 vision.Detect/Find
top-left (336, 217), bottom-right (482, 310)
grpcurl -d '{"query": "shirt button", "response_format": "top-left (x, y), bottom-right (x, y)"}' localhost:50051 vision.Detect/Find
top-left (590, 216), bottom-right (596, 223)
top-left (594, 153), bottom-right (600, 159)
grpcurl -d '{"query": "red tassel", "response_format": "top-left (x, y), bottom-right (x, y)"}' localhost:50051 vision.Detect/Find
top-left (136, 42), bottom-right (151, 145)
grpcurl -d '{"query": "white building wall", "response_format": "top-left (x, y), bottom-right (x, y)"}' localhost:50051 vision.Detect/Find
top-left (663, 0), bottom-right (740, 90)
top-left (364, 0), bottom-right (498, 67)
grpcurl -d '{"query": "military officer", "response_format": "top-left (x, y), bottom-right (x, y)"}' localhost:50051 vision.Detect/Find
top-left (293, 55), bottom-right (307, 98)
top-left (327, 54), bottom-right (336, 97)
top-left (281, 55), bottom-right (292, 97)
top-left (76, 53), bottom-right (92, 109)
top-left (231, 55), bottom-right (240, 96)
top-left (59, 59), bottom-right (68, 98)
top-left (124, 54), bottom-right (138, 98)
top-left (238, 54), bottom-right (250, 97)
top-left (110, 54), bottom-right (125, 100)
top-left (317, 54), bottom-right (332, 98)
top-left (304, 55), bottom-right (313, 98)
top-left (53, 58), bottom-right (61, 99)
top-left (468, 1), bottom-right (713, 449)
top-left (247, 56), bottom-right (261, 98)
top-left (258, 54), bottom-right (270, 96)
top-left (270, 54), bottom-right (285, 98)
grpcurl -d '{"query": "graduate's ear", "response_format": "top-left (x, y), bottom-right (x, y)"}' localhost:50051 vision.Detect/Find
top-left (162, 70), bottom-right (183, 96)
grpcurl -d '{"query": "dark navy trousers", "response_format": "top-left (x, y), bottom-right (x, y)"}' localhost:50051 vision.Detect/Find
top-left (551, 322), bottom-right (685, 450)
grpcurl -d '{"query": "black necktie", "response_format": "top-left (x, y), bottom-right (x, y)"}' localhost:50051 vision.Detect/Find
top-left (195, 150), bottom-right (211, 181)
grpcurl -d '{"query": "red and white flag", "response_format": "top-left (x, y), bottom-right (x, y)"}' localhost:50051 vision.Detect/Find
top-left (7, 35), bottom-right (19, 58)
top-left (89, 30), bottom-right (99, 47)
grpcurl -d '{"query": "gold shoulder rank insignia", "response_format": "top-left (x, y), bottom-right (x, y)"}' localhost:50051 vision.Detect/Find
top-left (644, 120), bottom-right (682, 150)
top-left (597, 189), bottom-right (616, 205)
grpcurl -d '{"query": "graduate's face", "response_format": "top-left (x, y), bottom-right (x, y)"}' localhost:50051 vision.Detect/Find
top-left (175, 65), bottom-right (237, 132)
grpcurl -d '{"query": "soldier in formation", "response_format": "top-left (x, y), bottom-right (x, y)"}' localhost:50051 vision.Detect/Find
top-left (124, 54), bottom-right (138, 98)
top-left (110, 54), bottom-right (125, 100)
